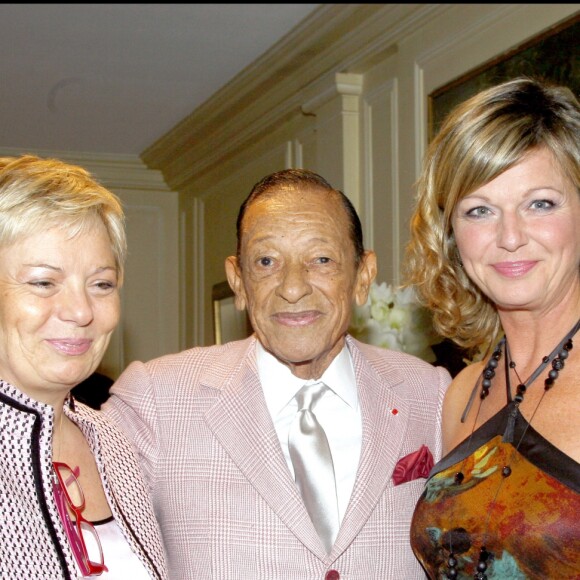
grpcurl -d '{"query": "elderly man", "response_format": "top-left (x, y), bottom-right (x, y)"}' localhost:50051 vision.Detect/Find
top-left (105, 169), bottom-right (451, 579)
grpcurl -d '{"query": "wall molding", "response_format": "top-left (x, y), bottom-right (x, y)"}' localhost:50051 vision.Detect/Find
top-left (362, 77), bottom-right (400, 282)
top-left (0, 146), bottom-right (171, 191)
top-left (190, 197), bottom-right (205, 346)
top-left (301, 72), bottom-right (363, 115)
top-left (141, 4), bottom-right (445, 192)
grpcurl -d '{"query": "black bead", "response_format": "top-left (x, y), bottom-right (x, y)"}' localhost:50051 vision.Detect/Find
top-left (559, 349), bottom-right (569, 360)
top-left (552, 358), bottom-right (564, 370)
top-left (545, 377), bottom-right (554, 390)
top-left (454, 472), bottom-right (464, 485)
top-left (477, 560), bottom-right (488, 571)
top-left (447, 568), bottom-right (458, 579)
top-left (474, 573), bottom-right (487, 580)
top-left (548, 369), bottom-right (559, 380)
top-left (482, 376), bottom-right (492, 387)
top-left (514, 394), bottom-right (523, 403)
top-left (448, 555), bottom-right (457, 568)
top-left (564, 339), bottom-right (573, 351)
top-left (542, 356), bottom-right (550, 363)
top-left (516, 384), bottom-right (526, 395)
top-left (488, 357), bottom-right (499, 368)
top-left (480, 389), bottom-right (489, 400)
top-left (502, 466), bottom-right (512, 477)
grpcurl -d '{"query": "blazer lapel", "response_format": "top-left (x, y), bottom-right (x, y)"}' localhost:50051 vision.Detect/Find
top-left (333, 340), bottom-right (411, 553)
top-left (203, 344), bottom-right (329, 559)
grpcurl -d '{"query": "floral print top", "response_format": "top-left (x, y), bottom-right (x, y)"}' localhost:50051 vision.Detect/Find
top-left (410, 405), bottom-right (580, 579)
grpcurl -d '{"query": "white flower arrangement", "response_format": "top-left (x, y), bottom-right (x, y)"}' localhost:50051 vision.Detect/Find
top-left (349, 282), bottom-right (442, 363)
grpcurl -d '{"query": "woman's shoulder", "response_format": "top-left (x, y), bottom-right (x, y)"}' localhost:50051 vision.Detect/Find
top-left (442, 361), bottom-right (484, 427)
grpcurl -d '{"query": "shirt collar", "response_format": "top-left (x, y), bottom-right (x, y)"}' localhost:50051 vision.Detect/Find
top-left (257, 341), bottom-right (358, 419)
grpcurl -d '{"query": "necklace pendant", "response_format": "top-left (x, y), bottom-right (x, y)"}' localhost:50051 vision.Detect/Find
top-left (502, 402), bottom-right (519, 443)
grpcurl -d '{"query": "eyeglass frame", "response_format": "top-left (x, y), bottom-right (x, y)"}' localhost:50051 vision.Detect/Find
top-left (52, 461), bottom-right (108, 576)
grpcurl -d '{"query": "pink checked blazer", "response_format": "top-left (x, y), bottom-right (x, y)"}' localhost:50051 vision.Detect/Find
top-left (105, 335), bottom-right (450, 579)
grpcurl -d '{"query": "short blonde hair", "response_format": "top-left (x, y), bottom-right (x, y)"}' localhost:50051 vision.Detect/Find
top-left (0, 155), bottom-right (126, 278)
top-left (405, 77), bottom-right (580, 353)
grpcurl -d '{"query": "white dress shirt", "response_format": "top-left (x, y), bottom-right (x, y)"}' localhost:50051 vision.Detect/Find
top-left (257, 342), bottom-right (362, 522)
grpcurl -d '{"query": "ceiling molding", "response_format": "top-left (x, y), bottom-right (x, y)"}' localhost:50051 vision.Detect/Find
top-left (0, 146), bottom-right (171, 191)
top-left (141, 3), bottom-right (445, 192)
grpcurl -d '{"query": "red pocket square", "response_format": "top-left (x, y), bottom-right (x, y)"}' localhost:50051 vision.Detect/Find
top-left (392, 445), bottom-right (434, 485)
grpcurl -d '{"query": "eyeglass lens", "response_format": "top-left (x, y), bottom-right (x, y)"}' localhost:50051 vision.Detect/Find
top-left (53, 462), bottom-right (107, 575)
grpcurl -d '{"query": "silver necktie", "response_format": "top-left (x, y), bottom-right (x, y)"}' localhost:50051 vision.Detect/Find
top-left (288, 382), bottom-right (339, 553)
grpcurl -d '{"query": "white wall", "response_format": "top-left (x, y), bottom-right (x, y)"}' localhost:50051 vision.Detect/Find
top-left (80, 155), bottom-right (181, 378)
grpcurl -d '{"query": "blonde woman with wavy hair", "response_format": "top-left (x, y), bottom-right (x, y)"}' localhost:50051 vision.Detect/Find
top-left (407, 78), bottom-right (580, 578)
top-left (406, 78), bottom-right (579, 355)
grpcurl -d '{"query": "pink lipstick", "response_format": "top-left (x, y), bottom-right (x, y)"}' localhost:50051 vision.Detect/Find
top-left (492, 261), bottom-right (536, 277)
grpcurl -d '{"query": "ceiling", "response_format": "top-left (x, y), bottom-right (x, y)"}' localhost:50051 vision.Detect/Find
top-left (0, 3), bottom-right (320, 156)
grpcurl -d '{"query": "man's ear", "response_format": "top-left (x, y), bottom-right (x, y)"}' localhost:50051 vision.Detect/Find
top-left (225, 256), bottom-right (247, 311)
top-left (354, 250), bottom-right (377, 306)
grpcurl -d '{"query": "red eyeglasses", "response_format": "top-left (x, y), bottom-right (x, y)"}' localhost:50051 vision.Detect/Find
top-left (52, 461), bottom-right (108, 576)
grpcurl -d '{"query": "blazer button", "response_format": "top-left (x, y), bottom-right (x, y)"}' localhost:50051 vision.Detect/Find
top-left (325, 571), bottom-right (340, 580)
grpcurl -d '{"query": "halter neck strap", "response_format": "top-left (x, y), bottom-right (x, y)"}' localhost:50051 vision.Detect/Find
top-left (460, 316), bottom-right (580, 424)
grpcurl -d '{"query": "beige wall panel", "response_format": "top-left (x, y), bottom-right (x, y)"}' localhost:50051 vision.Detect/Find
top-left (99, 189), bottom-right (180, 377)
top-left (179, 194), bottom-right (204, 349)
top-left (305, 74), bottom-right (363, 211)
top-left (361, 78), bottom-right (399, 285)
top-left (311, 97), bottom-right (346, 193)
top-left (201, 142), bottom-right (290, 344)
top-left (298, 129), bottom-right (318, 171)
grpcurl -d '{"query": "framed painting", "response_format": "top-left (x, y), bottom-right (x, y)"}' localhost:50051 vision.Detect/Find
top-left (429, 13), bottom-right (579, 141)
top-left (211, 281), bottom-right (253, 345)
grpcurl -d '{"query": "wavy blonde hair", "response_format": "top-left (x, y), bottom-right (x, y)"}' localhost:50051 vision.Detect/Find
top-left (0, 155), bottom-right (126, 279)
top-left (405, 77), bottom-right (580, 354)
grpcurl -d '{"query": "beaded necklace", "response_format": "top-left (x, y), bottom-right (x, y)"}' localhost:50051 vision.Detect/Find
top-left (446, 317), bottom-right (580, 580)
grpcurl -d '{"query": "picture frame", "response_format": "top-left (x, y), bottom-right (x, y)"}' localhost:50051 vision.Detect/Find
top-left (212, 281), bottom-right (253, 345)
top-left (429, 13), bottom-right (579, 141)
